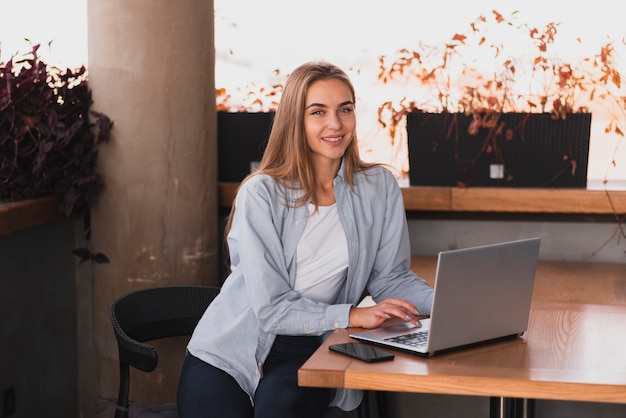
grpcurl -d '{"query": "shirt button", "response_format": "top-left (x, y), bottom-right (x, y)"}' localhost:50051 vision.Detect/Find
top-left (284, 252), bottom-right (288, 257)
top-left (334, 322), bottom-right (339, 329)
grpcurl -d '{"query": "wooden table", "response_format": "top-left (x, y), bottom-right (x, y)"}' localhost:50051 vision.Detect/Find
top-left (298, 257), bottom-right (626, 418)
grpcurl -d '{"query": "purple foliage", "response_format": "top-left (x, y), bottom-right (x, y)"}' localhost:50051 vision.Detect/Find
top-left (0, 44), bottom-right (113, 219)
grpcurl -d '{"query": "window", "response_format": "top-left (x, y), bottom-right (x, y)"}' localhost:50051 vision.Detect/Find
top-left (215, 0), bottom-right (626, 189)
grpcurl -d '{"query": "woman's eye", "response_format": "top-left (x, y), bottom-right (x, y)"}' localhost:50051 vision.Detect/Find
top-left (339, 107), bottom-right (353, 113)
top-left (311, 109), bottom-right (324, 115)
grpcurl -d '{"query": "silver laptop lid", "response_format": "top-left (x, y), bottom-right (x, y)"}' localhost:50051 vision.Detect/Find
top-left (425, 237), bottom-right (541, 354)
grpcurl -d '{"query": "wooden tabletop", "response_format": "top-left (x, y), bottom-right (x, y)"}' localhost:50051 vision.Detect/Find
top-left (298, 256), bottom-right (626, 404)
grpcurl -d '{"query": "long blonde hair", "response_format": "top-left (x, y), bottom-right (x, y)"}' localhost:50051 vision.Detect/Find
top-left (224, 61), bottom-right (380, 243)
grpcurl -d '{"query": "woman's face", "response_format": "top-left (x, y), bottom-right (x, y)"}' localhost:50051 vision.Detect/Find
top-left (304, 78), bottom-right (356, 166)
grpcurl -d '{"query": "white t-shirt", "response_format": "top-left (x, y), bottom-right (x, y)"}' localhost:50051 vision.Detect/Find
top-left (294, 203), bottom-right (349, 304)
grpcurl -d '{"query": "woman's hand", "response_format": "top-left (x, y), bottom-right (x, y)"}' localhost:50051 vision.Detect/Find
top-left (349, 298), bottom-right (421, 329)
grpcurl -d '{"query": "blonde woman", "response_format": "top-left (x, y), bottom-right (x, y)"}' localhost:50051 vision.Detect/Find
top-left (177, 61), bottom-right (433, 418)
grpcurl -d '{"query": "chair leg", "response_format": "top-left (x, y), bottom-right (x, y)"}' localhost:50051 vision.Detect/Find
top-left (358, 391), bottom-right (389, 418)
top-left (115, 362), bottom-right (131, 418)
top-left (489, 397), bottom-right (534, 418)
top-left (375, 391), bottom-right (388, 418)
top-left (357, 391), bottom-right (370, 418)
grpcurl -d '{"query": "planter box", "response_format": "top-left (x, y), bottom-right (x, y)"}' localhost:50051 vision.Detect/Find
top-left (406, 112), bottom-right (592, 188)
top-left (217, 112), bottom-right (274, 182)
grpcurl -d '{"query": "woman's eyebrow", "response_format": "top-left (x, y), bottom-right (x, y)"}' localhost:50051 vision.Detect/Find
top-left (305, 102), bottom-right (326, 110)
top-left (305, 100), bottom-right (354, 110)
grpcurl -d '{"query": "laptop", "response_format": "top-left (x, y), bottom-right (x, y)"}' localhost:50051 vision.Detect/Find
top-left (350, 237), bottom-right (541, 357)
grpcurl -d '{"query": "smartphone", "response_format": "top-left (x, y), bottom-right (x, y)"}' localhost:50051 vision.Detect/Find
top-left (328, 342), bottom-right (395, 362)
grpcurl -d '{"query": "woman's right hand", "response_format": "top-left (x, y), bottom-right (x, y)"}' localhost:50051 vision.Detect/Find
top-left (349, 298), bottom-right (421, 329)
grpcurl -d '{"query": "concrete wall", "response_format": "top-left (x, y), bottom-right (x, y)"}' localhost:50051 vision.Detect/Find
top-left (0, 220), bottom-right (78, 418)
top-left (85, 0), bottom-right (217, 415)
top-left (408, 215), bottom-right (626, 263)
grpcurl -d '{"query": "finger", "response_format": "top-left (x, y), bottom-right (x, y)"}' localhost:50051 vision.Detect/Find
top-left (381, 298), bottom-right (420, 315)
top-left (378, 306), bottom-right (420, 325)
top-left (379, 301), bottom-right (419, 319)
top-left (374, 310), bottom-right (391, 320)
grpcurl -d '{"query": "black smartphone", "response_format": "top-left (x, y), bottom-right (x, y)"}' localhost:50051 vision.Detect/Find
top-left (328, 342), bottom-right (395, 362)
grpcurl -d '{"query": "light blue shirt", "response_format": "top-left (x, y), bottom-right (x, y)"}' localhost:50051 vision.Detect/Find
top-left (187, 161), bottom-right (434, 410)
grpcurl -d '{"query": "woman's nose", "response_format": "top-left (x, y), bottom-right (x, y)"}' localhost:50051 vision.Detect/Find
top-left (326, 112), bottom-right (342, 129)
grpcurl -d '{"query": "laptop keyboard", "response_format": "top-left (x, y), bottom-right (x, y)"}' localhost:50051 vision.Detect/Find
top-left (385, 330), bottom-right (429, 348)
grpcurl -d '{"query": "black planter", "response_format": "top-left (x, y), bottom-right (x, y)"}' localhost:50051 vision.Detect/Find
top-left (217, 112), bottom-right (274, 182)
top-left (406, 112), bottom-right (592, 188)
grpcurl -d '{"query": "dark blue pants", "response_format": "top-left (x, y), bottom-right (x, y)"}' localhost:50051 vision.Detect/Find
top-left (177, 335), bottom-right (335, 418)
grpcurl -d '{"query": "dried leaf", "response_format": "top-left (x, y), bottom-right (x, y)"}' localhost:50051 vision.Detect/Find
top-left (452, 34), bottom-right (467, 44)
top-left (492, 10), bottom-right (504, 23)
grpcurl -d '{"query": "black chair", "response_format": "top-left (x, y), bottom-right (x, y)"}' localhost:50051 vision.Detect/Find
top-left (109, 285), bottom-right (221, 418)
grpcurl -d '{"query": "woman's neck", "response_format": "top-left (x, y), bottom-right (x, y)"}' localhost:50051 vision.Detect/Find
top-left (312, 158), bottom-right (341, 205)
top-left (315, 181), bottom-right (336, 206)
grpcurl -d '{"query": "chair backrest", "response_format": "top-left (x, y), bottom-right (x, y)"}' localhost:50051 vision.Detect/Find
top-left (109, 285), bottom-right (220, 418)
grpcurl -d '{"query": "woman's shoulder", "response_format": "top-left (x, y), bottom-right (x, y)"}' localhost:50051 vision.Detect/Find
top-left (354, 165), bottom-right (400, 188)
top-left (236, 173), bottom-right (278, 201)
top-left (239, 172), bottom-right (274, 190)
top-left (236, 174), bottom-right (300, 207)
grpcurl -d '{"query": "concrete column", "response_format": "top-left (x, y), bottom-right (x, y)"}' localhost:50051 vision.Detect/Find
top-left (83, 0), bottom-right (217, 414)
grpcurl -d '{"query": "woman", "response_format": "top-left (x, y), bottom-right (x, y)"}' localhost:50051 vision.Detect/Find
top-left (177, 61), bottom-right (434, 418)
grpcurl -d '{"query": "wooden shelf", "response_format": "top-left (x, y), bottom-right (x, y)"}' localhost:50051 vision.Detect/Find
top-left (448, 187), bottom-right (626, 214)
top-left (6, 185), bottom-right (624, 237)
top-left (218, 182), bottom-right (626, 215)
top-left (0, 195), bottom-right (64, 237)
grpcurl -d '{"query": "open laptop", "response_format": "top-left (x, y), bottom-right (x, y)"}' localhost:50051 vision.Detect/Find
top-left (350, 237), bottom-right (541, 357)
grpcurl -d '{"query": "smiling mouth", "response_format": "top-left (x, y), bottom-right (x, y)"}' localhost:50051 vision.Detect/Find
top-left (322, 135), bottom-right (343, 143)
